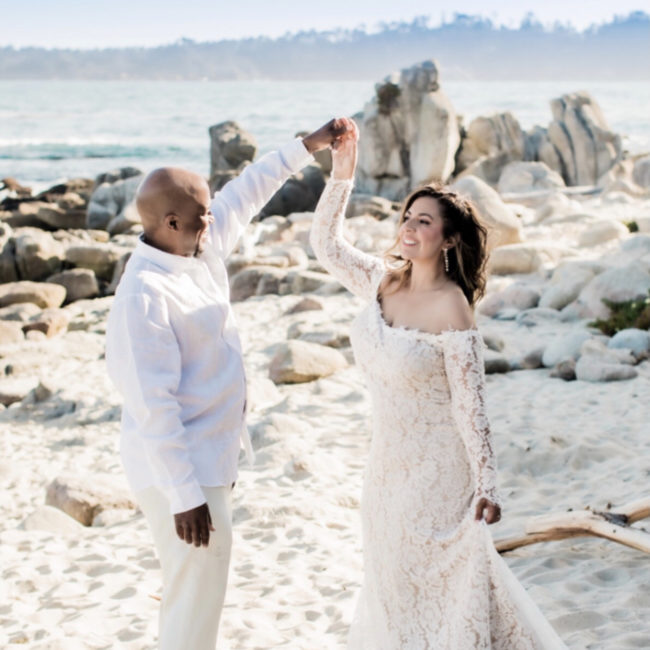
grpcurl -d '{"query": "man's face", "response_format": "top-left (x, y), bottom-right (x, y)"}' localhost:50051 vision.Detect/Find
top-left (173, 181), bottom-right (213, 257)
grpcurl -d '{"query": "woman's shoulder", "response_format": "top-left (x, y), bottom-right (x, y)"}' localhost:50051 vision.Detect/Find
top-left (427, 284), bottom-right (475, 332)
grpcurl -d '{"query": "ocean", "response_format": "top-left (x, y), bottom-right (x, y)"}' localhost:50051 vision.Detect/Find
top-left (1, 80), bottom-right (649, 188)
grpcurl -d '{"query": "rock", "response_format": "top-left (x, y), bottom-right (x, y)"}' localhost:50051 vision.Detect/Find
top-left (457, 113), bottom-right (526, 184)
top-left (47, 268), bottom-right (100, 303)
top-left (92, 508), bottom-right (136, 527)
top-left (287, 319), bottom-right (350, 349)
top-left (22, 308), bottom-right (70, 338)
top-left (484, 349), bottom-right (509, 374)
top-left (0, 302), bottom-right (41, 322)
top-left (451, 175), bottom-right (522, 248)
top-left (577, 220), bottom-right (628, 248)
top-left (208, 121), bottom-right (257, 177)
top-left (542, 331), bottom-right (592, 367)
top-left (620, 234), bottom-right (650, 257)
top-left (632, 155), bottom-right (650, 189)
top-left (66, 243), bottom-right (124, 281)
top-left (107, 200), bottom-right (141, 236)
top-left (250, 412), bottom-right (309, 449)
top-left (346, 194), bottom-right (397, 220)
top-left (94, 167), bottom-right (142, 186)
top-left (0, 320), bottom-right (24, 344)
top-left (356, 60), bottom-right (460, 199)
top-left (550, 359), bottom-right (577, 381)
top-left (27, 200), bottom-right (87, 230)
top-left (0, 281), bottom-right (66, 309)
top-left (575, 265), bottom-right (650, 319)
top-left (487, 243), bottom-right (561, 275)
top-left (546, 91), bottom-right (622, 186)
top-left (0, 221), bottom-right (18, 283)
top-left (269, 340), bottom-right (348, 384)
top-left (478, 284), bottom-right (540, 317)
top-left (532, 192), bottom-right (581, 223)
top-left (45, 474), bottom-right (137, 527)
top-left (14, 228), bottom-right (65, 280)
top-left (106, 251), bottom-right (132, 294)
top-left (230, 266), bottom-right (285, 302)
top-left (246, 375), bottom-right (283, 412)
top-left (285, 297), bottom-right (324, 314)
top-left (497, 161), bottom-right (565, 195)
top-left (19, 505), bottom-right (85, 535)
top-left (539, 266), bottom-right (598, 311)
top-left (0, 378), bottom-right (38, 406)
top-left (345, 215), bottom-right (396, 253)
top-left (260, 164), bottom-right (326, 217)
top-left (516, 308), bottom-right (563, 327)
top-left (575, 356), bottom-right (637, 382)
top-left (481, 332), bottom-right (505, 352)
top-left (254, 216), bottom-right (291, 245)
top-left (518, 346), bottom-right (546, 370)
top-left (581, 338), bottom-right (636, 365)
top-left (608, 328), bottom-right (650, 358)
top-left (86, 174), bottom-right (142, 231)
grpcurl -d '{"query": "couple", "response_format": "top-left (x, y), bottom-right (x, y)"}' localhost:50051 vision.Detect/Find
top-left (106, 118), bottom-right (566, 649)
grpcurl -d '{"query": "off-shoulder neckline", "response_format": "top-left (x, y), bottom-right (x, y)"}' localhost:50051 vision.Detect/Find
top-left (372, 297), bottom-right (480, 342)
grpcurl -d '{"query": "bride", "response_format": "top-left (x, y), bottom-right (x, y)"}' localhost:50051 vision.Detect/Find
top-left (310, 118), bottom-right (567, 649)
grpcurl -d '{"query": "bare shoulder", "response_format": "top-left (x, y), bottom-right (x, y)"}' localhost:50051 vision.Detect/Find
top-left (428, 284), bottom-right (475, 332)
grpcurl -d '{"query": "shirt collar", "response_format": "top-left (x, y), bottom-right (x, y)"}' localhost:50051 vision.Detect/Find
top-left (134, 234), bottom-right (200, 273)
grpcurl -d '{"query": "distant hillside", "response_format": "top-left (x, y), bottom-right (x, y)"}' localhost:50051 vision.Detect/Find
top-left (1, 12), bottom-right (648, 81)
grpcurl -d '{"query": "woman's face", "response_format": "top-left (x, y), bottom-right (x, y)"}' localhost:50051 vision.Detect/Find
top-left (398, 196), bottom-right (447, 262)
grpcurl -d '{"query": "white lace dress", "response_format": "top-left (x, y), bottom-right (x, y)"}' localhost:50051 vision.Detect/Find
top-left (310, 179), bottom-right (567, 650)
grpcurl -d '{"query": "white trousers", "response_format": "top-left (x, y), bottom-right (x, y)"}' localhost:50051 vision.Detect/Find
top-left (137, 485), bottom-right (233, 650)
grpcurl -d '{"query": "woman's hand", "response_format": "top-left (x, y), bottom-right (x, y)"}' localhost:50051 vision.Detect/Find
top-left (331, 117), bottom-right (358, 181)
top-left (475, 497), bottom-right (501, 524)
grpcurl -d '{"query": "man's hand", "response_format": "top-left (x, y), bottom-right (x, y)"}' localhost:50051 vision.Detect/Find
top-left (475, 497), bottom-right (501, 524)
top-left (302, 118), bottom-right (350, 154)
top-left (174, 503), bottom-right (214, 547)
top-left (331, 117), bottom-right (359, 180)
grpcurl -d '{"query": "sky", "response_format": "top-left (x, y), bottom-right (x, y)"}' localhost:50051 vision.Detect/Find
top-left (3, 0), bottom-right (648, 49)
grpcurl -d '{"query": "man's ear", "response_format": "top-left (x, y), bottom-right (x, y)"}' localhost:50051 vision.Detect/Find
top-left (164, 214), bottom-right (179, 231)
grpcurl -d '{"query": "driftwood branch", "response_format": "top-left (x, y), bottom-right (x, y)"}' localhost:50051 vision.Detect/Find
top-left (496, 498), bottom-right (650, 554)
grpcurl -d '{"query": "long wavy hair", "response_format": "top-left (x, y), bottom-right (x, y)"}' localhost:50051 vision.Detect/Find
top-left (382, 184), bottom-right (488, 307)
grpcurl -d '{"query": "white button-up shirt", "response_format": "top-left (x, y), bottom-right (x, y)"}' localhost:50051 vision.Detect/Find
top-left (106, 138), bottom-right (313, 514)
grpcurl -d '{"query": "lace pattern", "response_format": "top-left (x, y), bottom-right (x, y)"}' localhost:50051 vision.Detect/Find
top-left (309, 177), bottom-right (566, 649)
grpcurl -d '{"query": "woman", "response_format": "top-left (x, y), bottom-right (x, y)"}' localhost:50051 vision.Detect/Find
top-left (310, 119), bottom-right (566, 649)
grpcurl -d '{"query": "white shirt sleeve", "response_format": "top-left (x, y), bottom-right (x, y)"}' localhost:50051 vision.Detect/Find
top-left (108, 292), bottom-right (206, 514)
top-left (209, 137), bottom-right (314, 257)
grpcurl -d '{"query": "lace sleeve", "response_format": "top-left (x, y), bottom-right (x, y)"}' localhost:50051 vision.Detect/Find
top-left (309, 178), bottom-right (385, 301)
top-left (442, 329), bottom-right (500, 506)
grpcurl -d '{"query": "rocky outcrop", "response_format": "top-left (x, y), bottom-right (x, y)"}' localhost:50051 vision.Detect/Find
top-left (356, 60), bottom-right (460, 200)
top-left (209, 121), bottom-right (257, 180)
top-left (497, 161), bottom-right (565, 195)
top-left (528, 92), bottom-right (622, 186)
top-left (14, 228), bottom-right (65, 281)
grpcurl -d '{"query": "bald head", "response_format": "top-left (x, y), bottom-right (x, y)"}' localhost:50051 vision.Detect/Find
top-left (137, 167), bottom-right (209, 232)
top-left (136, 167), bottom-right (213, 257)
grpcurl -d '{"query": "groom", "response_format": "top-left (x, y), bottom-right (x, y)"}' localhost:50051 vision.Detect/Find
top-left (105, 118), bottom-right (348, 650)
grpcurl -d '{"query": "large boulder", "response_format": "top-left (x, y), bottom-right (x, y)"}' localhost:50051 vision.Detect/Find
top-left (456, 113), bottom-right (526, 185)
top-left (478, 284), bottom-right (540, 317)
top-left (269, 340), bottom-right (348, 384)
top-left (45, 473), bottom-right (136, 527)
top-left (487, 242), bottom-right (564, 275)
top-left (577, 220), bottom-right (628, 248)
top-left (208, 121), bottom-right (257, 178)
top-left (13, 228), bottom-right (65, 281)
top-left (497, 161), bottom-right (565, 195)
top-left (356, 60), bottom-right (460, 199)
top-left (86, 173), bottom-right (143, 231)
top-left (539, 263), bottom-right (599, 310)
top-left (0, 281), bottom-right (66, 309)
top-left (451, 175), bottom-right (522, 249)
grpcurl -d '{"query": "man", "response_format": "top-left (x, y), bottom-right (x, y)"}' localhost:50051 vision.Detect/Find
top-left (105, 119), bottom-right (347, 649)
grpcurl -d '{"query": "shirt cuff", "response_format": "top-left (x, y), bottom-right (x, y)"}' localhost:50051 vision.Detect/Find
top-left (279, 137), bottom-right (315, 173)
top-left (167, 480), bottom-right (206, 515)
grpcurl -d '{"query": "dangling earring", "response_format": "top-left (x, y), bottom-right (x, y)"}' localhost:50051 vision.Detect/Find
top-left (443, 248), bottom-right (449, 273)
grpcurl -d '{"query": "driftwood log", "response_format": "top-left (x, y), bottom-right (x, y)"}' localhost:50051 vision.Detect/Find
top-left (496, 498), bottom-right (650, 554)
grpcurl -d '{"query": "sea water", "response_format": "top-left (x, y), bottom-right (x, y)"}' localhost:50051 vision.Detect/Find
top-left (1, 80), bottom-right (649, 187)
